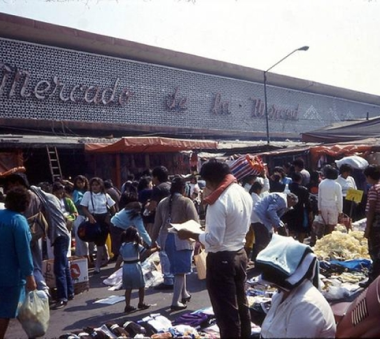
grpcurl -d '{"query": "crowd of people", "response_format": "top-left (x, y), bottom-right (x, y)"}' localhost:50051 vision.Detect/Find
top-left (1, 156), bottom-right (380, 338)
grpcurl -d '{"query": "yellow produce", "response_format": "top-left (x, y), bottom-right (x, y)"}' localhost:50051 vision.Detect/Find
top-left (313, 229), bottom-right (369, 261)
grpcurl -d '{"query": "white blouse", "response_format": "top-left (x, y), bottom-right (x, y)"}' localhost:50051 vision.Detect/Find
top-left (80, 191), bottom-right (115, 214)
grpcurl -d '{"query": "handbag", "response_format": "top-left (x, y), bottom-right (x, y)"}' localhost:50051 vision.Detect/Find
top-left (17, 290), bottom-right (50, 338)
top-left (193, 249), bottom-right (207, 280)
top-left (77, 220), bottom-right (103, 242)
top-left (27, 211), bottom-right (48, 242)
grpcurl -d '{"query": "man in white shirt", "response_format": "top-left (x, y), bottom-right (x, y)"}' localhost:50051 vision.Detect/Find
top-left (318, 166), bottom-right (343, 234)
top-left (178, 161), bottom-right (253, 339)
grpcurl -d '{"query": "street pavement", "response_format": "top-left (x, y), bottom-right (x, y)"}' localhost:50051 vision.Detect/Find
top-left (8, 261), bottom-right (259, 339)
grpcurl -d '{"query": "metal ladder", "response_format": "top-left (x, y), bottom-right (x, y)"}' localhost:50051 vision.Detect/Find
top-left (46, 146), bottom-right (63, 182)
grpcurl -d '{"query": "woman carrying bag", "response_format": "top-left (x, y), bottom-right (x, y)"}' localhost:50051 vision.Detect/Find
top-left (0, 187), bottom-right (37, 339)
top-left (151, 176), bottom-right (199, 311)
top-left (80, 177), bottom-right (116, 274)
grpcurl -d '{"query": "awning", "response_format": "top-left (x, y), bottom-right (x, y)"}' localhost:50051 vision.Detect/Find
top-left (84, 137), bottom-right (219, 153)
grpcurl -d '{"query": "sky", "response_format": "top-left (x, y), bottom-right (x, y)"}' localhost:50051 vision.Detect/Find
top-left (1, 0), bottom-right (380, 96)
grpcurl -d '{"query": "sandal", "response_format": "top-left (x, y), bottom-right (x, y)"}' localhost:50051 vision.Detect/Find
top-left (124, 305), bottom-right (137, 313)
top-left (137, 303), bottom-right (150, 310)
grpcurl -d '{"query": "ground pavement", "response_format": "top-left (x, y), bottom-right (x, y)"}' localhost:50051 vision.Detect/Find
top-left (8, 261), bottom-right (259, 339)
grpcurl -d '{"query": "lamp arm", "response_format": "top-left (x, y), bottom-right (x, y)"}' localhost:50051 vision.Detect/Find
top-left (265, 48), bottom-right (300, 74)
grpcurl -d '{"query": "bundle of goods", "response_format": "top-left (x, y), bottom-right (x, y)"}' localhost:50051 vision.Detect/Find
top-left (246, 276), bottom-right (276, 327)
top-left (313, 229), bottom-right (369, 261)
top-left (227, 154), bottom-right (265, 181)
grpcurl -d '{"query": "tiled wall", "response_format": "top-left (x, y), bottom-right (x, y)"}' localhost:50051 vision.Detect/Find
top-left (1, 38), bottom-right (379, 138)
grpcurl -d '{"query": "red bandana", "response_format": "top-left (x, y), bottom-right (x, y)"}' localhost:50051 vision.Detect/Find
top-left (203, 174), bottom-right (237, 205)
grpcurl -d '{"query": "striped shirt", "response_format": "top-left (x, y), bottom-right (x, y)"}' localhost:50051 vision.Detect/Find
top-left (365, 183), bottom-right (380, 213)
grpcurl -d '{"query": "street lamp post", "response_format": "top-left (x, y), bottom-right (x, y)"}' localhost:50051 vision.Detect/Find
top-left (263, 46), bottom-right (309, 145)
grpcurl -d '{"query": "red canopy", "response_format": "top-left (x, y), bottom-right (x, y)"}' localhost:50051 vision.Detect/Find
top-left (84, 137), bottom-right (219, 153)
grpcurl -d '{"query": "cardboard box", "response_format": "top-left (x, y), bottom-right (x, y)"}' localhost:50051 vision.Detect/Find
top-left (42, 256), bottom-right (89, 290)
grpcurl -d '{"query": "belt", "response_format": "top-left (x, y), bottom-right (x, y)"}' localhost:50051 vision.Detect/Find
top-left (123, 260), bottom-right (140, 264)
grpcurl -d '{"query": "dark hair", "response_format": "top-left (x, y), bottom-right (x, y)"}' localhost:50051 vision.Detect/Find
top-left (73, 175), bottom-right (89, 191)
top-left (127, 174), bottom-right (135, 181)
top-left (363, 165), bottom-right (380, 181)
top-left (309, 171), bottom-right (321, 184)
top-left (103, 179), bottom-right (114, 189)
top-left (273, 166), bottom-right (285, 178)
top-left (5, 186), bottom-right (31, 212)
top-left (119, 185), bottom-right (139, 210)
top-left (242, 174), bottom-right (256, 185)
top-left (272, 173), bottom-right (282, 182)
top-left (52, 182), bottom-right (65, 192)
top-left (291, 172), bottom-right (303, 183)
top-left (249, 181), bottom-right (263, 194)
top-left (120, 226), bottom-right (141, 248)
top-left (170, 176), bottom-right (186, 195)
top-left (190, 176), bottom-right (198, 184)
top-left (293, 158), bottom-right (305, 169)
top-left (89, 177), bottom-right (106, 193)
top-left (4, 173), bottom-right (30, 189)
top-left (287, 192), bottom-right (299, 205)
top-left (152, 166), bottom-right (169, 183)
top-left (325, 166), bottom-right (338, 180)
top-left (137, 176), bottom-right (152, 192)
top-left (200, 161), bottom-right (231, 185)
top-left (339, 164), bottom-right (353, 175)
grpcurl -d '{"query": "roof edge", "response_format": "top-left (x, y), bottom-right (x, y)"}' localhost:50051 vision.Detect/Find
top-left (1, 13), bottom-right (380, 105)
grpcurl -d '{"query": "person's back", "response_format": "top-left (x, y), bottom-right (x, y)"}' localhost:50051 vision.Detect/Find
top-left (178, 161), bottom-right (253, 338)
top-left (318, 178), bottom-right (342, 208)
top-left (206, 183), bottom-right (252, 252)
top-left (255, 192), bottom-right (288, 230)
top-left (147, 166), bottom-right (173, 290)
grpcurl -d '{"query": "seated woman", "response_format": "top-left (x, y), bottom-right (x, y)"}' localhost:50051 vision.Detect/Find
top-left (257, 234), bottom-right (336, 338)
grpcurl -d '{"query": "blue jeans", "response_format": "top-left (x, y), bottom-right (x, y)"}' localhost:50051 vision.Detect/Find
top-left (158, 233), bottom-right (174, 285)
top-left (53, 236), bottom-right (74, 302)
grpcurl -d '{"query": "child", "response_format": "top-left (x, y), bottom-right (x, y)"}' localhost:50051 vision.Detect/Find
top-left (115, 227), bottom-right (159, 313)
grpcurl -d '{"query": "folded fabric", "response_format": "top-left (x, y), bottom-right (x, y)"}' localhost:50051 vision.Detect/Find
top-left (328, 259), bottom-right (372, 271)
top-left (256, 234), bottom-right (312, 277)
top-left (256, 234), bottom-right (319, 291)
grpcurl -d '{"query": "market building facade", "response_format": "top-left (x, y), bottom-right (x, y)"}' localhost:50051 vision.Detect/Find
top-left (1, 13), bottom-right (380, 184)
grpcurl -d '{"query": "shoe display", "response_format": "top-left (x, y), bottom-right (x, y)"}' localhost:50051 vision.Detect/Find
top-left (170, 303), bottom-right (187, 311)
top-left (181, 295), bottom-right (192, 304)
top-left (153, 283), bottom-right (174, 290)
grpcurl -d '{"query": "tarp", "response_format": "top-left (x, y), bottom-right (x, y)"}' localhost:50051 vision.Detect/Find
top-left (301, 117), bottom-right (380, 143)
top-left (310, 143), bottom-right (373, 168)
top-left (84, 137), bottom-right (218, 153)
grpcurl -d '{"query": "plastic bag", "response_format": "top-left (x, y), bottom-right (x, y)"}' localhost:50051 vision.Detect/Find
top-left (194, 249), bottom-right (207, 280)
top-left (18, 290), bottom-right (50, 338)
top-left (335, 156), bottom-right (369, 170)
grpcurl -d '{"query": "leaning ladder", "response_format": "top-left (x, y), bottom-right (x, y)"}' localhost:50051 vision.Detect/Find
top-left (46, 146), bottom-right (63, 182)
